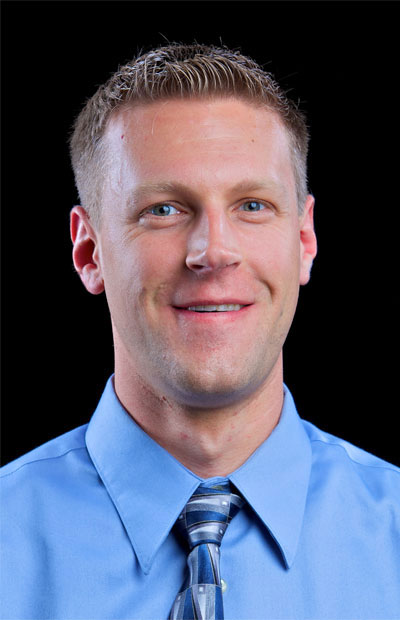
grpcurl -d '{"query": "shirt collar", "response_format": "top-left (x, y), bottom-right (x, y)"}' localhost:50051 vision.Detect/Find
top-left (229, 385), bottom-right (312, 568)
top-left (86, 377), bottom-right (311, 573)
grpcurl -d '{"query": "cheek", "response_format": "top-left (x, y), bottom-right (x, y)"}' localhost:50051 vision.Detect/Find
top-left (113, 236), bottom-right (185, 312)
top-left (247, 227), bottom-right (300, 288)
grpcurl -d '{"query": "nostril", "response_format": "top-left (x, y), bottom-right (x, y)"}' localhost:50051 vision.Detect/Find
top-left (186, 247), bottom-right (242, 273)
top-left (187, 263), bottom-right (209, 271)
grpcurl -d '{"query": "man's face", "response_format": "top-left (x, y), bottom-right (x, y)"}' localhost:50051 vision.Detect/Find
top-left (93, 98), bottom-right (315, 407)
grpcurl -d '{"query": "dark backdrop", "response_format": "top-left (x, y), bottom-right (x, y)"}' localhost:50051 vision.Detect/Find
top-left (2, 1), bottom-right (399, 466)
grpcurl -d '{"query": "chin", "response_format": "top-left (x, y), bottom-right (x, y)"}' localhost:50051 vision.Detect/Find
top-left (164, 364), bottom-right (268, 410)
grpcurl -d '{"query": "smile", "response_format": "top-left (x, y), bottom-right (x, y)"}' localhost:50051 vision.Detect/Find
top-left (173, 303), bottom-right (253, 321)
top-left (187, 304), bottom-right (244, 312)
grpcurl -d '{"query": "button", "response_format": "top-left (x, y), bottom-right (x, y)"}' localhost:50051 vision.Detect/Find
top-left (221, 579), bottom-right (227, 594)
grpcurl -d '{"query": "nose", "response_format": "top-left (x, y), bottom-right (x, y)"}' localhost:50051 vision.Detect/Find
top-left (185, 207), bottom-right (242, 274)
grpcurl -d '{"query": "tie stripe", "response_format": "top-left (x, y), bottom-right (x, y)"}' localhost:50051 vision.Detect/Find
top-left (170, 481), bottom-right (244, 620)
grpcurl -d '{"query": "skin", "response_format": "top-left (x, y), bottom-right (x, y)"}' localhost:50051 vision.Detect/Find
top-left (71, 97), bottom-right (317, 477)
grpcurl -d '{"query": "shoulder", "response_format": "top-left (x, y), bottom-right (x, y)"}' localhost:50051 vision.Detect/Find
top-left (303, 418), bottom-right (400, 471)
top-left (0, 425), bottom-right (98, 559)
top-left (302, 418), bottom-right (400, 502)
top-left (0, 424), bottom-right (90, 491)
top-left (0, 425), bottom-right (103, 617)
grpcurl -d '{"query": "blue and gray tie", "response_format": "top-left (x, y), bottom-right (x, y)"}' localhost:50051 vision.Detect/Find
top-left (169, 481), bottom-right (245, 620)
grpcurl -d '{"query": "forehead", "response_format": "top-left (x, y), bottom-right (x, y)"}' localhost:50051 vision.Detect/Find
top-left (104, 98), bottom-right (296, 200)
top-left (107, 97), bottom-right (290, 148)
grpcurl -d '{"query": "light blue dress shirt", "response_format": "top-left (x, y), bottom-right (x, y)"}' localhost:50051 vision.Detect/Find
top-left (1, 376), bottom-right (400, 619)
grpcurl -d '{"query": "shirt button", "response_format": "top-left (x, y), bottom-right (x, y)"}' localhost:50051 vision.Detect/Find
top-left (221, 579), bottom-right (227, 594)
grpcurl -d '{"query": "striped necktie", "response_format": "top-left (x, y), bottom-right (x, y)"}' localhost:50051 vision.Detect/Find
top-left (169, 481), bottom-right (245, 620)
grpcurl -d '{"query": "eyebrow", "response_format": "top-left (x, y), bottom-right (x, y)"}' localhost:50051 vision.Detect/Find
top-left (129, 181), bottom-right (184, 203)
top-left (228, 179), bottom-right (287, 197)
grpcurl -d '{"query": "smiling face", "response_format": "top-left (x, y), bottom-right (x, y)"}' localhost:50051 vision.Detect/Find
top-left (78, 98), bottom-right (316, 408)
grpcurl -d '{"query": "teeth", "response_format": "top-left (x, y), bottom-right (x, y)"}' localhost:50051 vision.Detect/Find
top-left (187, 304), bottom-right (244, 312)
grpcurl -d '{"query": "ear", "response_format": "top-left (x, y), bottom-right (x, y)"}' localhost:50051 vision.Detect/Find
top-left (70, 206), bottom-right (104, 295)
top-left (299, 194), bottom-right (317, 286)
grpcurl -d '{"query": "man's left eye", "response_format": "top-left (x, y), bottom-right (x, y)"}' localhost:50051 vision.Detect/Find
top-left (149, 204), bottom-right (180, 216)
top-left (240, 201), bottom-right (266, 212)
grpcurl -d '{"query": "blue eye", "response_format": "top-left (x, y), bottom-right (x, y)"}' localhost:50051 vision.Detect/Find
top-left (241, 201), bottom-right (265, 212)
top-left (149, 204), bottom-right (179, 216)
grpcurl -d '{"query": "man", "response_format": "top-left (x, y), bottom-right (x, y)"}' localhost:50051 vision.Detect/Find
top-left (1, 43), bottom-right (399, 620)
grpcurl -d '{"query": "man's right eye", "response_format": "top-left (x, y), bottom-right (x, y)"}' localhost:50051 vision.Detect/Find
top-left (148, 204), bottom-right (180, 216)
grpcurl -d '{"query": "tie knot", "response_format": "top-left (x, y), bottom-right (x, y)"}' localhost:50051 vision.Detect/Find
top-left (176, 481), bottom-right (245, 550)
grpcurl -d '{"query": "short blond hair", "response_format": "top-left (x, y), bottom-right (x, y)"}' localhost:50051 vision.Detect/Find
top-left (70, 43), bottom-right (309, 226)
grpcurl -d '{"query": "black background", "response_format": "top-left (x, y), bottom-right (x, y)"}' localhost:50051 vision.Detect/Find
top-left (2, 1), bottom-right (399, 467)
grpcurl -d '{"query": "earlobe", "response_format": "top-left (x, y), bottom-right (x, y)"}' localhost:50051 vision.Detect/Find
top-left (70, 206), bottom-right (105, 295)
top-left (299, 194), bottom-right (318, 286)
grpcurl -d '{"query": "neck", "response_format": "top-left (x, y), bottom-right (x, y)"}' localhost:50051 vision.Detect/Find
top-left (113, 355), bottom-right (284, 479)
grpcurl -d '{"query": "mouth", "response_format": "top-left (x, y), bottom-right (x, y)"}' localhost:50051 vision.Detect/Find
top-left (185, 303), bottom-right (246, 312)
top-left (172, 302), bottom-right (253, 319)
